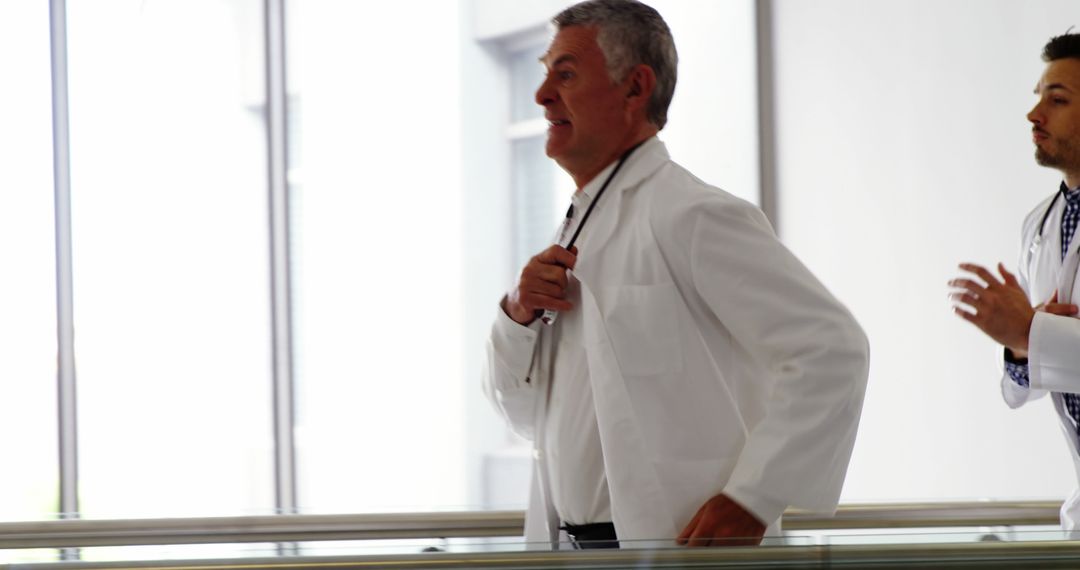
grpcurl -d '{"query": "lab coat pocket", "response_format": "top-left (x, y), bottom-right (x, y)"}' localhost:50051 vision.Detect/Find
top-left (602, 283), bottom-right (684, 378)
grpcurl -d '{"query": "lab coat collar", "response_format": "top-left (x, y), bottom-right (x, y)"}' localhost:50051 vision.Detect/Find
top-left (577, 136), bottom-right (669, 201)
top-left (569, 136), bottom-right (670, 278)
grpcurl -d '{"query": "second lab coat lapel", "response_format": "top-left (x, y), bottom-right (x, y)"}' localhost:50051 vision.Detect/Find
top-left (1061, 219), bottom-right (1080, 305)
top-left (571, 137), bottom-right (670, 288)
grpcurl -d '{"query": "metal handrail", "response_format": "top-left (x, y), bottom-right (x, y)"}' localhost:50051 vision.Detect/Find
top-left (783, 500), bottom-right (1062, 530)
top-left (0, 501), bottom-right (1063, 549)
top-left (12, 540), bottom-right (1080, 570)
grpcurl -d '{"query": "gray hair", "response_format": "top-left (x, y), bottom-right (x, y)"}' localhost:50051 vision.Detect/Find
top-left (553, 0), bottom-right (678, 129)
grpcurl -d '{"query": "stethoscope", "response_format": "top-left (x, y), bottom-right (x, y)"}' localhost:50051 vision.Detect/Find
top-left (1030, 188), bottom-right (1064, 255)
top-left (539, 139), bottom-right (647, 326)
top-left (1029, 183), bottom-right (1080, 265)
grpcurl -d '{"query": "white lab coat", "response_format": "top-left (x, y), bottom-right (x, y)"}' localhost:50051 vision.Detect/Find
top-left (483, 137), bottom-right (870, 547)
top-left (1000, 189), bottom-right (1080, 529)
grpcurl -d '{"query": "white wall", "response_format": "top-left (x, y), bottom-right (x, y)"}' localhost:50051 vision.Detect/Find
top-left (654, 0), bottom-right (759, 205)
top-left (287, 0), bottom-right (467, 513)
top-left (0, 0), bottom-right (59, 521)
top-left (773, 0), bottom-right (1080, 502)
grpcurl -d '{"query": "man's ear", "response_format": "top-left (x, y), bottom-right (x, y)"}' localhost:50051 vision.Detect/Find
top-left (625, 64), bottom-right (657, 110)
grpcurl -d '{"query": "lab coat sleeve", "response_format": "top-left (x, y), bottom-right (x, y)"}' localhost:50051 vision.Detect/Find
top-left (1001, 362), bottom-right (1040, 407)
top-left (654, 193), bottom-right (869, 524)
top-left (1001, 215), bottom-right (1049, 407)
top-left (482, 299), bottom-right (544, 441)
top-left (1028, 312), bottom-right (1080, 394)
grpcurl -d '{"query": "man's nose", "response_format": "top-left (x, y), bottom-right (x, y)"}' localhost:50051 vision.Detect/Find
top-left (1027, 102), bottom-right (1044, 125)
top-left (535, 75), bottom-right (556, 107)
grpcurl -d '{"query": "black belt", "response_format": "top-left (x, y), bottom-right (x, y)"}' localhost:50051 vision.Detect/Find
top-left (560, 522), bottom-right (619, 550)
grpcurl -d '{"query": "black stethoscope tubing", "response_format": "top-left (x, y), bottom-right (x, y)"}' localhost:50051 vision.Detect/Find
top-left (539, 139), bottom-right (648, 326)
top-left (563, 139), bottom-right (648, 250)
top-left (1036, 188), bottom-right (1065, 242)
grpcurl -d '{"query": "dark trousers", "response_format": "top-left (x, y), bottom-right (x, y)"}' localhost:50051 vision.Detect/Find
top-left (561, 522), bottom-right (619, 550)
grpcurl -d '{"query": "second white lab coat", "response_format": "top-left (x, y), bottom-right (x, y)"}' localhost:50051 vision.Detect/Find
top-left (1000, 189), bottom-right (1080, 529)
top-left (483, 138), bottom-right (870, 547)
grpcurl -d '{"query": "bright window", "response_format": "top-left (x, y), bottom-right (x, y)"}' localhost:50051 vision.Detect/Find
top-left (286, 0), bottom-right (466, 513)
top-left (0, 0), bottom-right (59, 524)
top-left (66, 0), bottom-right (274, 518)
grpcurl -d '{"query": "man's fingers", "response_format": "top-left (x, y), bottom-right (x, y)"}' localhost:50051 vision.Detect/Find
top-left (517, 278), bottom-right (572, 311)
top-left (687, 524), bottom-right (750, 548)
top-left (948, 278), bottom-right (985, 294)
top-left (953, 306), bottom-right (979, 324)
top-left (526, 263), bottom-right (569, 288)
top-left (676, 506), bottom-right (706, 545)
top-left (950, 292), bottom-right (979, 308)
top-left (676, 523), bottom-right (697, 546)
top-left (523, 279), bottom-right (566, 300)
top-left (509, 245), bottom-right (582, 322)
top-left (998, 263), bottom-right (1021, 287)
top-left (524, 261), bottom-right (570, 290)
top-left (959, 263), bottom-right (1001, 288)
top-left (1044, 303), bottom-right (1080, 316)
top-left (682, 508), bottom-right (715, 547)
top-left (537, 245), bottom-right (577, 269)
top-left (686, 521), bottom-right (715, 548)
top-left (518, 292), bottom-right (573, 313)
top-left (1035, 293), bottom-right (1074, 315)
top-left (515, 246), bottom-right (580, 316)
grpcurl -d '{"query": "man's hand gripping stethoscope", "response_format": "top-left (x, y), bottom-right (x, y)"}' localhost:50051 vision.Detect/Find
top-left (504, 245), bottom-right (578, 326)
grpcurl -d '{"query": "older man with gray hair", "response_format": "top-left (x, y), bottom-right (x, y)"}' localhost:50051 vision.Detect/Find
top-left (483, 0), bottom-right (869, 549)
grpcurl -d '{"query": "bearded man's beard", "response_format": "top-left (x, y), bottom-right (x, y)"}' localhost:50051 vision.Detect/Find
top-left (1036, 137), bottom-right (1080, 171)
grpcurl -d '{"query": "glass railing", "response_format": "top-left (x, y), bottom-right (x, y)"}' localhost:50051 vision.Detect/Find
top-left (7, 535), bottom-right (1080, 569)
top-left (0, 502), bottom-right (1075, 569)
